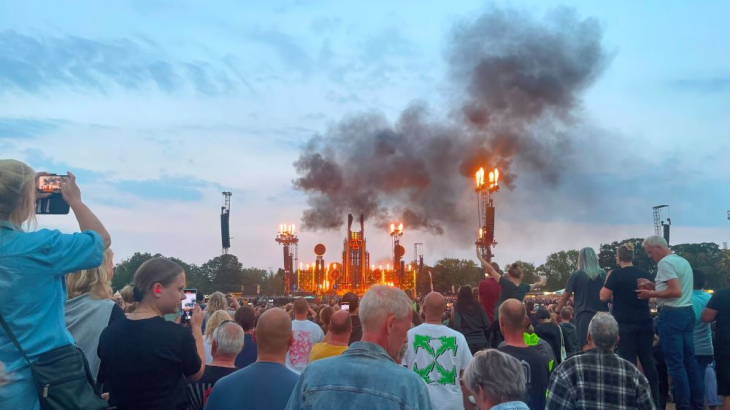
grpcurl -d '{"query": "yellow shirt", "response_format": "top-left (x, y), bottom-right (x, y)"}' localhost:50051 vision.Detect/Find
top-left (308, 342), bottom-right (348, 363)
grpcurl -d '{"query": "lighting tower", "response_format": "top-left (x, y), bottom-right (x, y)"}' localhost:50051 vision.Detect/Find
top-left (275, 224), bottom-right (299, 294)
top-left (414, 243), bottom-right (424, 294)
top-left (221, 192), bottom-right (232, 254)
top-left (475, 167), bottom-right (500, 262)
top-left (390, 223), bottom-right (405, 288)
top-left (653, 205), bottom-right (671, 245)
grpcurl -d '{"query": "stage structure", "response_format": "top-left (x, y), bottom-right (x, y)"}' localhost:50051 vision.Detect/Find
top-left (342, 214), bottom-right (370, 294)
top-left (275, 224), bottom-right (299, 294)
top-left (653, 205), bottom-right (671, 245)
top-left (314, 244), bottom-right (326, 293)
top-left (475, 168), bottom-right (500, 262)
top-left (221, 192), bottom-right (232, 254)
top-left (390, 223), bottom-right (405, 287)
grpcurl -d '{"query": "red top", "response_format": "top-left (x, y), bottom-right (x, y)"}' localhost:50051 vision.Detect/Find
top-left (479, 277), bottom-right (501, 322)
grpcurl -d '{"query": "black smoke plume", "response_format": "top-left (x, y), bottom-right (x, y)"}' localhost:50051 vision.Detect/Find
top-left (293, 7), bottom-right (609, 234)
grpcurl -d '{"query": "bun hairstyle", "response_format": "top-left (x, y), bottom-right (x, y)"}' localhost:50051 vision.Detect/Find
top-left (507, 263), bottom-right (523, 279)
top-left (617, 242), bottom-right (634, 263)
top-left (0, 159), bottom-right (37, 228)
top-left (132, 257), bottom-right (184, 302)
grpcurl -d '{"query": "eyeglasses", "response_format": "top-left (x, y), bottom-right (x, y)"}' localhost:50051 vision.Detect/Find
top-left (212, 320), bottom-right (237, 339)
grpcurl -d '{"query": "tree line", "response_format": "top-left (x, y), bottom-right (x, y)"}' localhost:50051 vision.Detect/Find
top-left (112, 238), bottom-right (730, 296)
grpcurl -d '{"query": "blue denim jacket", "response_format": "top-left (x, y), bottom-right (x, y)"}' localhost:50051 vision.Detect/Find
top-left (491, 401), bottom-right (530, 410)
top-left (285, 341), bottom-right (434, 410)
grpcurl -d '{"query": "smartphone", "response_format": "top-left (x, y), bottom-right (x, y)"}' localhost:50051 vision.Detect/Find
top-left (341, 302), bottom-right (350, 312)
top-left (182, 289), bottom-right (197, 323)
top-left (36, 174), bottom-right (70, 215)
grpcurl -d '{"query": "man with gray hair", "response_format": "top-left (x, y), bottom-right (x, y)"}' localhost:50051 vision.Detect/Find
top-left (187, 321), bottom-right (244, 410)
top-left (462, 349), bottom-right (529, 410)
top-left (638, 235), bottom-right (703, 410)
top-left (285, 285), bottom-right (433, 409)
top-left (546, 313), bottom-right (655, 410)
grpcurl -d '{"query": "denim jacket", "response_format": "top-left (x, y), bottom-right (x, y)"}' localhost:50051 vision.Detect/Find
top-left (285, 341), bottom-right (434, 410)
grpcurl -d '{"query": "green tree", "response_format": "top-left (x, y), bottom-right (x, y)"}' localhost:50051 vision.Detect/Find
top-left (430, 258), bottom-right (482, 294)
top-left (539, 250), bottom-right (579, 291)
top-left (262, 269), bottom-right (285, 295)
top-left (598, 238), bottom-right (655, 276)
top-left (507, 261), bottom-right (538, 284)
top-left (672, 243), bottom-right (729, 289)
top-left (112, 252), bottom-right (155, 291)
top-left (202, 254), bottom-right (245, 293)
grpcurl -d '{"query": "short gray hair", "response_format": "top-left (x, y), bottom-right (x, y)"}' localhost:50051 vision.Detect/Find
top-left (643, 235), bottom-right (669, 250)
top-left (359, 285), bottom-right (412, 333)
top-left (464, 349), bottom-right (525, 404)
top-left (588, 312), bottom-right (619, 350)
top-left (213, 322), bottom-right (244, 357)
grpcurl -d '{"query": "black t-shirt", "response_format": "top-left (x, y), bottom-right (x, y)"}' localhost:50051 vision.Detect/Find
top-left (498, 345), bottom-right (550, 410)
top-left (98, 316), bottom-right (202, 410)
top-left (565, 270), bottom-right (609, 315)
top-left (707, 288), bottom-right (730, 354)
top-left (499, 276), bottom-right (530, 302)
top-left (187, 366), bottom-right (238, 410)
top-left (108, 303), bottom-right (126, 326)
top-left (535, 322), bottom-right (563, 364)
top-left (603, 266), bottom-right (653, 324)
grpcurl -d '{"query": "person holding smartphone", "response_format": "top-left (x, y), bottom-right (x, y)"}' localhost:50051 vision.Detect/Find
top-left (0, 161), bottom-right (111, 410)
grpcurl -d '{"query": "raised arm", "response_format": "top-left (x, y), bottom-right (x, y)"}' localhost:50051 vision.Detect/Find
top-left (476, 248), bottom-right (500, 281)
top-left (61, 172), bottom-right (112, 249)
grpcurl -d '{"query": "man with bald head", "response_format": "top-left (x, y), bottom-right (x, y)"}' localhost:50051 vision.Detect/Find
top-left (403, 292), bottom-right (472, 410)
top-left (496, 299), bottom-right (550, 410)
top-left (205, 308), bottom-right (298, 410)
top-left (309, 310), bottom-right (352, 362)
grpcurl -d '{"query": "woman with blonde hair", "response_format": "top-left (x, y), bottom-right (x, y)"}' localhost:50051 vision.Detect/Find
top-left (203, 310), bottom-right (233, 364)
top-left (556, 247), bottom-right (609, 348)
top-left (0, 161), bottom-right (111, 409)
top-left (65, 248), bottom-right (125, 380)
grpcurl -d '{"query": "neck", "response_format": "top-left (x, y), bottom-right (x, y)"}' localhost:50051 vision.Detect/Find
top-left (210, 355), bottom-right (237, 368)
top-left (256, 351), bottom-right (287, 365)
top-left (294, 314), bottom-right (308, 321)
top-left (360, 331), bottom-right (386, 348)
top-left (424, 315), bottom-right (443, 325)
top-left (244, 330), bottom-right (253, 335)
top-left (618, 261), bottom-right (633, 268)
top-left (502, 328), bottom-right (527, 347)
top-left (127, 300), bottom-right (163, 319)
top-left (328, 335), bottom-right (349, 345)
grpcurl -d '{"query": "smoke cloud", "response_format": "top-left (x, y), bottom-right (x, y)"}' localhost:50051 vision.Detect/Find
top-left (293, 7), bottom-right (609, 234)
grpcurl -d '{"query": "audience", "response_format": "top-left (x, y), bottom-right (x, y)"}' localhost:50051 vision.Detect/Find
top-left (691, 269), bottom-right (715, 404)
top-left (476, 251), bottom-right (502, 323)
top-left (404, 292), bottom-right (472, 410)
top-left (463, 349), bottom-right (529, 410)
top-left (98, 257), bottom-right (205, 410)
top-left (285, 285), bottom-right (433, 409)
top-left (0, 163), bottom-right (111, 410)
top-left (205, 308), bottom-right (298, 410)
top-left (546, 313), bottom-right (655, 410)
top-left (204, 310), bottom-right (233, 364)
top-left (702, 284), bottom-right (730, 410)
top-left (557, 307), bottom-right (579, 357)
top-left (309, 310), bottom-right (351, 362)
top-left (341, 292), bottom-right (363, 345)
top-left (534, 307), bottom-right (564, 364)
top-left (120, 284), bottom-right (137, 314)
top-left (452, 285), bottom-right (491, 354)
top-left (65, 248), bottom-right (125, 380)
top-left (233, 306), bottom-right (257, 369)
top-left (318, 306), bottom-right (334, 338)
top-left (286, 297), bottom-right (324, 373)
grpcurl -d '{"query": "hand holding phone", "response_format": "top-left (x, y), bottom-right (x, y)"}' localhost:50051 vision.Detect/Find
top-left (182, 289), bottom-right (197, 324)
top-left (35, 174), bottom-right (71, 215)
top-left (341, 302), bottom-right (350, 312)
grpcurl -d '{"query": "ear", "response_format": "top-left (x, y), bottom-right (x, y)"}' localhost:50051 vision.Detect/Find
top-left (211, 339), bottom-right (218, 356)
top-left (153, 283), bottom-right (162, 297)
top-left (385, 314), bottom-right (396, 335)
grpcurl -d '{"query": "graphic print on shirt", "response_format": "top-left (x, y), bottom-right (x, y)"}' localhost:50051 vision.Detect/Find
top-left (289, 330), bottom-right (313, 366)
top-left (517, 359), bottom-right (533, 403)
top-left (412, 334), bottom-right (458, 385)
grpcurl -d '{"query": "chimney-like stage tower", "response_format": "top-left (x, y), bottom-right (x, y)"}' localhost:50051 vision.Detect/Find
top-left (342, 214), bottom-right (370, 294)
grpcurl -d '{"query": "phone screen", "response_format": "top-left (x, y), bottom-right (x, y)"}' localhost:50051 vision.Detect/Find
top-left (37, 175), bottom-right (68, 193)
top-left (341, 302), bottom-right (349, 312)
top-left (182, 289), bottom-right (197, 323)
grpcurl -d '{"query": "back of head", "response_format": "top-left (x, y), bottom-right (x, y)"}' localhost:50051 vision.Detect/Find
top-left (207, 292), bottom-right (227, 314)
top-left (341, 292), bottom-right (359, 312)
top-left (320, 306), bottom-right (334, 325)
top-left (206, 310), bottom-right (232, 338)
top-left (359, 285), bottom-right (411, 333)
top-left (560, 307), bottom-right (573, 321)
top-left (0, 160), bottom-right (37, 228)
top-left (293, 297), bottom-right (308, 316)
top-left (693, 269), bottom-right (705, 290)
top-left (234, 306), bottom-right (256, 331)
top-left (423, 292), bottom-right (446, 318)
top-left (525, 300), bottom-right (535, 312)
top-left (643, 235), bottom-right (669, 250)
top-left (132, 257), bottom-right (184, 302)
top-left (464, 349), bottom-right (526, 405)
top-left (535, 307), bottom-right (551, 321)
top-left (498, 299), bottom-right (526, 332)
top-left (578, 247), bottom-right (603, 280)
top-left (67, 248), bottom-right (114, 300)
top-left (588, 312), bottom-right (619, 350)
top-left (213, 322), bottom-right (244, 357)
top-left (456, 285), bottom-right (477, 313)
top-left (617, 242), bottom-right (634, 263)
top-left (329, 310), bottom-right (352, 336)
top-left (256, 308), bottom-right (292, 354)
top-left (507, 263), bottom-right (523, 280)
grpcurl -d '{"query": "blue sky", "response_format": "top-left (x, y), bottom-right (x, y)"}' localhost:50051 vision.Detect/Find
top-left (1, 0), bottom-right (729, 271)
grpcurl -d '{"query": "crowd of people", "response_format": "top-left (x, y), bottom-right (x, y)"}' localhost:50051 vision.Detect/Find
top-left (1, 158), bottom-right (729, 410)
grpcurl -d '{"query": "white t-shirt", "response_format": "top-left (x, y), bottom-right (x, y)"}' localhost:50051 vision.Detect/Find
top-left (403, 323), bottom-right (473, 410)
top-left (286, 319), bottom-right (325, 374)
top-left (655, 254), bottom-right (693, 308)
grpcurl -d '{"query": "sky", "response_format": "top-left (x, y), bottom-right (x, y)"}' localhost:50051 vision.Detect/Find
top-left (1, 0), bottom-right (729, 272)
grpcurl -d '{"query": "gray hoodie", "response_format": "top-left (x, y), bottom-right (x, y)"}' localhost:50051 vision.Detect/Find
top-left (65, 293), bottom-right (115, 380)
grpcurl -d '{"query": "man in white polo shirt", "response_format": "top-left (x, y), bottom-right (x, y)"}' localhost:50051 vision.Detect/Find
top-left (638, 235), bottom-right (703, 410)
top-left (403, 292), bottom-right (472, 410)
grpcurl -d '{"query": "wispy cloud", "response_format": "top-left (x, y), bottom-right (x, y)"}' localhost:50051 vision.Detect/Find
top-left (115, 175), bottom-right (223, 202)
top-left (670, 76), bottom-right (730, 93)
top-left (0, 30), bottom-right (241, 95)
top-left (0, 118), bottom-right (63, 139)
top-left (246, 27), bottom-right (314, 76)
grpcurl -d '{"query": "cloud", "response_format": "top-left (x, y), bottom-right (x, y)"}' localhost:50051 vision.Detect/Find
top-left (114, 175), bottom-right (223, 202)
top-left (21, 148), bottom-right (108, 182)
top-left (0, 30), bottom-right (240, 95)
top-left (0, 118), bottom-right (63, 139)
top-left (670, 76), bottom-right (730, 93)
top-left (246, 27), bottom-right (314, 76)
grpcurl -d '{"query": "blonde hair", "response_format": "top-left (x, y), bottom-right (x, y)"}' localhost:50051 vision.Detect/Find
top-left (207, 292), bottom-right (227, 315)
top-left (617, 242), bottom-right (634, 263)
top-left (205, 310), bottom-right (232, 342)
top-left (67, 248), bottom-right (115, 299)
top-left (0, 159), bottom-right (37, 229)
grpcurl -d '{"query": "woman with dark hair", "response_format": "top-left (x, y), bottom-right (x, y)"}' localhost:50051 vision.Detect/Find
top-left (452, 286), bottom-right (491, 354)
top-left (98, 257), bottom-right (205, 410)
